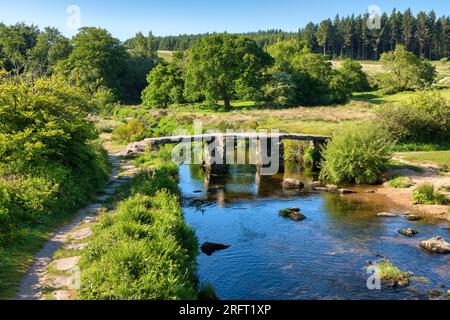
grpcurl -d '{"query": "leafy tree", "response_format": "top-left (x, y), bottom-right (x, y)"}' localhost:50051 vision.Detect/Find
top-left (379, 44), bottom-right (436, 93)
top-left (0, 23), bottom-right (39, 75)
top-left (183, 34), bottom-right (272, 108)
top-left (63, 27), bottom-right (127, 99)
top-left (28, 27), bottom-right (71, 76)
top-left (141, 63), bottom-right (184, 108)
top-left (122, 32), bottom-right (159, 103)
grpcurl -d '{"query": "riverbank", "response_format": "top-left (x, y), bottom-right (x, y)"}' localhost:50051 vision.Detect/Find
top-left (376, 155), bottom-right (450, 221)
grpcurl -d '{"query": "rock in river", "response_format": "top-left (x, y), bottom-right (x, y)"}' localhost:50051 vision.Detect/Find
top-left (419, 237), bottom-right (450, 254)
top-left (201, 242), bottom-right (230, 256)
top-left (279, 208), bottom-right (307, 221)
top-left (283, 179), bottom-right (304, 190)
top-left (377, 212), bottom-right (397, 217)
top-left (404, 213), bottom-right (422, 221)
top-left (398, 228), bottom-right (419, 237)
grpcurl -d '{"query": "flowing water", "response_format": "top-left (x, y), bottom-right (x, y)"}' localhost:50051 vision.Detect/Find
top-left (180, 164), bottom-right (450, 300)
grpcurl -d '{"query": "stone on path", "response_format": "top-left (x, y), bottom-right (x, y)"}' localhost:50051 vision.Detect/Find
top-left (46, 275), bottom-right (71, 289)
top-left (54, 257), bottom-right (80, 272)
top-left (70, 227), bottom-right (92, 241)
top-left (283, 179), bottom-right (304, 190)
top-left (52, 290), bottom-right (74, 301)
top-left (97, 195), bottom-right (111, 202)
top-left (66, 243), bottom-right (88, 251)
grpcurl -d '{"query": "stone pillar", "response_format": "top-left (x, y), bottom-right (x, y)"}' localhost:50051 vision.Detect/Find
top-left (310, 140), bottom-right (325, 169)
top-left (203, 135), bottom-right (228, 174)
top-left (256, 138), bottom-right (284, 175)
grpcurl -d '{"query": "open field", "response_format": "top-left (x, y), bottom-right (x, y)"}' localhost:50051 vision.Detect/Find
top-left (396, 151), bottom-right (450, 169)
top-left (157, 50), bottom-right (174, 62)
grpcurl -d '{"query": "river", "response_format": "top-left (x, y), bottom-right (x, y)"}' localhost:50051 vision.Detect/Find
top-left (180, 164), bottom-right (450, 300)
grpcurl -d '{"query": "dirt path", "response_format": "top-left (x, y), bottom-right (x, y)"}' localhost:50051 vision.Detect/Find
top-left (377, 156), bottom-right (450, 220)
top-left (14, 146), bottom-right (141, 300)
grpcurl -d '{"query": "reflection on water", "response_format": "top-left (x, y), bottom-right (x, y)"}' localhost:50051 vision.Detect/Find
top-left (180, 164), bottom-right (450, 300)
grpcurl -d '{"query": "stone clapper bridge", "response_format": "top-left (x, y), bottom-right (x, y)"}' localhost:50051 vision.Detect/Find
top-left (127, 132), bottom-right (330, 176)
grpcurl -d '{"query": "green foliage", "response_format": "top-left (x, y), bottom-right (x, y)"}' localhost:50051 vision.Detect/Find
top-left (0, 75), bottom-right (109, 247)
top-left (388, 176), bottom-right (413, 188)
top-left (184, 34), bottom-right (273, 108)
top-left (412, 183), bottom-right (447, 205)
top-left (89, 87), bottom-right (118, 114)
top-left (79, 163), bottom-right (198, 300)
top-left (141, 63), bottom-right (184, 108)
top-left (375, 259), bottom-right (412, 286)
top-left (63, 27), bottom-right (128, 99)
top-left (112, 119), bottom-right (149, 143)
top-left (379, 45), bottom-right (436, 93)
top-left (320, 123), bottom-right (393, 184)
top-left (338, 59), bottom-right (370, 92)
top-left (376, 90), bottom-right (450, 144)
top-left (266, 42), bottom-right (352, 105)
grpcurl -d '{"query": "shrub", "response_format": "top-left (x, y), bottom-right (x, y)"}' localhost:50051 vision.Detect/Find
top-left (412, 183), bottom-right (447, 205)
top-left (319, 123), bottom-right (393, 184)
top-left (379, 45), bottom-right (436, 93)
top-left (388, 176), bottom-right (413, 189)
top-left (112, 119), bottom-right (149, 143)
top-left (89, 87), bottom-right (118, 114)
top-left (339, 59), bottom-right (370, 92)
top-left (376, 90), bottom-right (450, 144)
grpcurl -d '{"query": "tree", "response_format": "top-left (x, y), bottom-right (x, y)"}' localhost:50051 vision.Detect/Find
top-left (415, 11), bottom-right (430, 58)
top-left (402, 9), bottom-right (416, 51)
top-left (141, 63), bottom-right (184, 108)
top-left (28, 27), bottom-right (71, 76)
top-left (63, 27), bottom-right (127, 99)
top-left (0, 23), bottom-right (39, 75)
top-left (316, 20), bottom-right (332, 55)
top-left (122, 32), bottom-right (159, 103)
top-left (183, 34), bottom-right (272, 108)
top-left (379, 45), bottom-right (436, 93)
top-left (339, 59), bottom-right (369, 92)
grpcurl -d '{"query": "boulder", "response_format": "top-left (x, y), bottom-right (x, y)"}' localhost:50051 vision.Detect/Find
top-left (201, 242), bottom-right (230, 256)
top-left (279, 208), bottom-right (307, 221)
top-left (420, 237), bottom-right (450, 254)
top-left (398, 228), bottom-right (419, 237)
top-left (310, 181), bottom-right (323, 188)
top-left (283, 179), bottom-right (304, 190)
top-left (338, 189), bottom-right (356, 194)
top-left (125, 141), bottom-right (148, 155)
top-left (405, 213), bottom-right (422, 221)
top-left (377, 212), bottom-right (397, 217)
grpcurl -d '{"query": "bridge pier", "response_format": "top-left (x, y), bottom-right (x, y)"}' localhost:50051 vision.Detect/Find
top-left (255, 138), bottom-right (285, 174)
top-left (203, 135), bottom-right (228, 174)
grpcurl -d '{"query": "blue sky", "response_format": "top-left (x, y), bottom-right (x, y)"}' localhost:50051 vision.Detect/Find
top-left (0, 0), bottom-right (448, 40)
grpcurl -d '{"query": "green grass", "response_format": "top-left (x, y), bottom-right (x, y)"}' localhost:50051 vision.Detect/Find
top-left (412, 183), bottom-right (448, 205)
top-left (157, 50), bottom-right (174, 62)
top-left (399, 151), bottom-right (450, 169)
top-left (376, 259), bottom-right (412, 286)
top-left (388, 176), bottom-right (413, 188)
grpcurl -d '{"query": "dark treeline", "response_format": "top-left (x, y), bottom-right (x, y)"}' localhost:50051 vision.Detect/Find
top-left (154, 9), bottom-right (450, 60)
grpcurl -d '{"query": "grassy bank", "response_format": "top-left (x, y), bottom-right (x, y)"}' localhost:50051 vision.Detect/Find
top-left (0, 143), bottom-right (110, 299)
top-left (397, 151), bottom-right (450, 169)
top-left (78, 147), bottom-right (199, 300)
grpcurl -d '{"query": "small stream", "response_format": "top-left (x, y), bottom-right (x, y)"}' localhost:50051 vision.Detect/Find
top-left (180, 164), bottom-right (450, 300)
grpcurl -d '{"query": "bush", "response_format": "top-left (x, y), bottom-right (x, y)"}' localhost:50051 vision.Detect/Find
top-left (339, 59), bottom-right (370, 92)
top-left (376, 91), bottom-right (450, 144)
top-left (388, 176), bottom-right (413, 189)
top-left (412, 183), bottom-right (447, 205)
top-left (0, 76), bottom-right (110, 246)
top-left (319, 123), bottom-right (393, 184)
top-left (112, 119), bottom-right (149, 143)
top-left (379, 45), bottom-right (436, 93)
